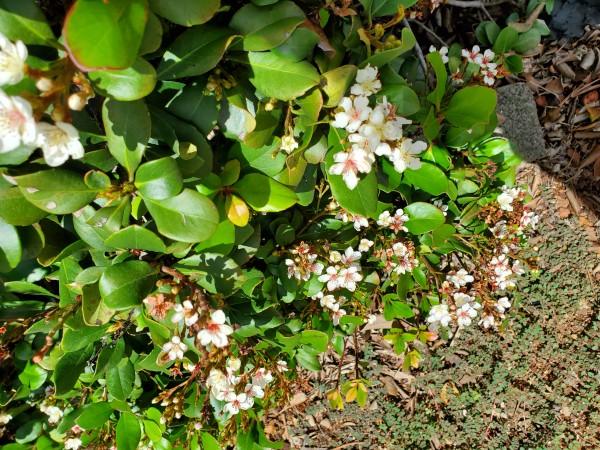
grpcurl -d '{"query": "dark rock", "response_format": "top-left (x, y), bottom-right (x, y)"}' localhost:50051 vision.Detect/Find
top-left (549, 0), bottom-right (600, 38)
top-left (496, 83), bottom-right (546, 161)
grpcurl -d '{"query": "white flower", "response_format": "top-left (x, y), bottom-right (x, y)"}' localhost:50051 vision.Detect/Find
top-left (482, 67), bottom-right (497, 86)
top-left (496, 296), bottom-right (511, 313)
top-left (367, 314), bottom-right (377, 324)
top-left (206, 369), bottom-right (229, 397)
top-left (281, 135), bottom-right (298, 154)
top-left (331, 307), bottom-right (346, 326)
top-left (341, 246), bottom-right (361, 266)
top-left (328, 147), bottom-right (374, 190)
top-left (358, 238), bottom-right (374, 252)
top-left (427, 304), bottom-right (452, 327)
top-left (497, 192), bottom-right (515, 211)
top-left (462, 45), bottom-right (481, 63)
top-left (475, 49), bottom-right (495, 68)
top-left (377, 211), bottom-right (394, 228)
top-left (519, 210), bottom-right (538, 230)
top-left (251, 368), bottom-right (274, 389)
top-left (245, 383), bottom-right (265, 399)
top-left (329, 251), bottom-right (342, 263)
top-left (433, 200), bottom-right (448, 216)
top-left (223, 393), bottom-right (254, 415)
top-left (276, 360), bottom-right (289, 372)
top-left (447, 269), bottom-right (474, 288)
top-left (227, 357), bottom-right (241, 372)
top-left (388, 139), bottom-right (426, 173)
top-left (0, 32), bottom-right (28, 86)
top-left (332, 96), bottom-right (372, 133)
top-left (452, 292), bottom-right (475, 307)
top-left (162, 336), bottom-right (188, 361)
top-left (42, 405), bottom-right (63, 424)
top-left (429, 45), bottom-right (449, 64)
top-left (197, 310), bottom-right (234, 348)
top-left (490, 220), bottom-right (508, 238)
top-left (36, 121), bottom-right (84, 166)
top-left (319, 266), bottom-right (340, 291)
top-left (320, 294), bottom-right (337, 310)
top-left (338, 266), bottom-right (362, 291)
top-left (64, 438), bottom-right (82, 450)
top-left (351, 215), bottom-right (369, 231)
top-left (479, 314), bottom-right (495, 329)
top-left (456, 303), bottom-right (478, 327)
top-left (350, 64), bottom-right (382, 96)
top-left (0, 91), bottom-right (37, 152)
top-left (0, 413), bottom-right (12, 425)
top-left (171, 300), bottom-right (199, 327)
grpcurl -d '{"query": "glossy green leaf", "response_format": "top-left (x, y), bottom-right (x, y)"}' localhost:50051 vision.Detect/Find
top-left (157, 25), bottom-right (235, 79)
top-left (105, 225), bottom-right (166, 252)
top-left (272, 26), bottom-right (320, 62)
top-left (299, 330), bottom-right (328, 353)
top-left (53, 344), bottom-right (94, 395)
top-left (0, 0), bottom-right (55, 45)
top-left (201, 432), bottom-right (222, 450)
top-left (167, 84), bottom-right (219, 135)
top-left (144, 189), bottom-right (219, 243)
top-left (325, 128), bottom-right (378, 218)
top-left (64, 0), bottom-right (147, 70)
top-left (234, 173), bottom-right (298, 212)
top-left (404, 202), bottom-right (446, 235)
top-left (18, 362), bottom-right (46, 390)
top-left (240, 51), bottom-right (321, 101)
top-left (229, 1), bottom-right (305, 51)
top-left (15, 169), bottom-right (97, 214)
top-left (149, 0), bottom-right (220, 26)
top-left (379, 84), bottom-right (420, 116)
top-left (295, 346), bottom-right (321, 371)
top-left (229, 139), bottom-right (286, 177)
top-left (360, 28), bottom-right (416, 68)
top-left (443, 86), bottom-right (497, 128)
top-left (89, 57), bottom-right (157, 101)
top-left (116, 412), bottom-right (141, 450)
top-left (103, 98), bottom-right (150, 179)
top-left (513, 28), bottom-right (541, 54)
top-left (426, 51), bottom-right (447, 111)
top-left (63, 323), bottom-right (110, 352)
top-left (99, 260), bottom-right (157, 309)
top-left (139, 11), bottom-right (162, 55)
top-left (135, 157), bottom-right (183, 200)
top-left (504, 54), bottom-right (524, 74)
top-left (76, 402), bottom-right (114, 429)
top-left (403, 161), bottom-right (449, 196)
top-left (0, 187), bottom-right (48, 226)
top-left (82, 284), bottom-right (115, 326)
top-left (84, 170), bottom-right (111, 190)
top-left (175, 253), bottom-right (245, 296)
top-left (359, 0), bottom-right (418, 19)
top-left (0, 219), bottom-right (22, 272)
top-left (107, 359), bottom-right (135, 401)
top-left (493, 27), bottom-right (518, 54)
top-left (321, 65), bottom-right (357, 107)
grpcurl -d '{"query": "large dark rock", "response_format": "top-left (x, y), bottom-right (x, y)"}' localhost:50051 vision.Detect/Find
top-left (496, 83), bottom-right (546, 161)
top-left (549, 0), bottom-right (600, 38)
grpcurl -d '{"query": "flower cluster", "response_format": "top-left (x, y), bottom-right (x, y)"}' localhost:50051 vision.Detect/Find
top-left (329, 64), bottom-right (426, 189)
top-left (40, 401), bottom-right (63, 425)
top-left (314, 292), bottom-right (348, 325)
top-left (318, 246), bottom-right (364, 292)
top-left (0, 32), bottom-right (85, 166)
top-left (429, 44), bottom-right (504, 86)
top-left (286, 242), bottom-right (325, 281)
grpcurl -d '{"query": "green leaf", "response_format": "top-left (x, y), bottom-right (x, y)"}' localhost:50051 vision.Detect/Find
top-left (59, 258), bottom-right (81, 307)
top-left (378, 84), bottom-right (420, 116)
top-left (272, 26), bottom-right (320, 62)
top-left (229, 140), bottom-right (286, 177)
top-left (493, 27), bottom-right (518, 54)
top-left (359, 0), bottom-right (418, 19)
top-left (233, 173), bottom-right (298, 212)
top-left (82, 283), bottom-right (115, 326)
top-left (149, 0), bottom-right (220, 26)
top-left (107, 359), bottom-right (135, 401)
top-left (229, 1), bottom-right (305, 51)
top-left (443, 86), bottom-right (497, 128)
top-left (15, 169), bottom-right (97, 214)
top-left (84, 170), bottom-right (111, 190)
top-left (513, 28), bottom-right (541, 54)
top-left (116, 412), bottom-right (141, 450)
top-left (175, 253), bottom-right (245, 296)
top-left (0, 187), bottom-right (48, 226)
top-left (0, 0), bottom-right (55, 45)
top-left (135, 157), bottom-right (183, 200)
top-left (144, 189), bottom-right (219, 243)
top-left (0, 144), bottom-right (35, 166)
top-left (325, 128), bottom-right (378, 218)
top-left (105, 225), bottom-right (166, 252)
top-left (63, 323), bottom-right (110, 352)
top-left (201, 432), bottom-right (222, 450)
top-left (53, 344), bottom-right (94, 395)
top-left (404, 202), bottom-right (446, 235)
top-left (167, 84), bottom-right (219, 135)
top-left (504, 54), bottom-right (523, 74)
top-left (239, 51), bottom-right (321, 101)
top-left (295, 346), bottom-right (321, 371)
top-left (403, 161), bottom-right (449, 196)
top-left (382, 295), bottom-right (415, 320)
top-left (76, 402), bottom-right (114, 429)
top-left (14, 421), bottom-right (42, 444)
top-left (426, 51), bottom-right (447, 111)
top-left (18, 362), bottom-right (47, 390)
top-left (102, 98), bottom-right (150, 179)
top-left (64, 0), bottom-right (147, 71)
top-left (360, 28), bottom-right (416, 68)
top-left (95, 338), bottom-right (126, 376)
top-left (321, 65), bottom-right (357, 108)
top-left (299, 330), bottom-right (328, 353)
top-left (89, 57), bottom-right (157, 101)
top-left (0, 219), bottom-right (21, 272)
top-left (157, 25), bottom-right (235, 79)
top-left (99, 260), bottom-right (157, 310)
top-left (139, 11), bottom-right (162, 55)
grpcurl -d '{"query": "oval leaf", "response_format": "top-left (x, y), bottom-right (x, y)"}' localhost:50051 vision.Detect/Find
top-left (104, 225), bottom-right (166, 252)
top-left (233, 173), bottom-right (298, 212)
top-left (99, 260), bottom-right (157, 310)
top-left (89, 57), bottom-right (157, 101)
top-left (135, 157), bottom-right (183, 200)
top-left (404, 202), bottom-right (446, 235)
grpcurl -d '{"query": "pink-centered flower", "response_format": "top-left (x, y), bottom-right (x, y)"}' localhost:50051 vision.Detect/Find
top-left (0, 32), bottom-right (28, 86)
top-left (197, 310), bottom-right (234, 348)
top-left (223, 393), bottom-right (254, 415)
top-left (0, 90), bottom-right (37, 152)
top-left (350, 64), bottom-right (382, 96)
top-left (328, 146), bottom-right (374, 190)
top-left (388, 139), bottom-right (426, 173)
top-left (332, 96), bottom-right (372, 133)
top-left (36, 121), bottom-right (84, 166)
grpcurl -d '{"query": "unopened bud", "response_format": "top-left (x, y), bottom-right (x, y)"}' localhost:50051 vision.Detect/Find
top-left (36, 77), bottom-right (54, 92)
top-left (68, 93), bottom-right (87, 111)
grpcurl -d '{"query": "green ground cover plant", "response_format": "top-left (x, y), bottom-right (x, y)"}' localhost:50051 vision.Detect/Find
top-left (0, 0), bottom-right (553, 448)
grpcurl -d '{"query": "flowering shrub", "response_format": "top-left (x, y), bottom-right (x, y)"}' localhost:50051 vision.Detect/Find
top-left (0, 1), bottom-right (543, 448)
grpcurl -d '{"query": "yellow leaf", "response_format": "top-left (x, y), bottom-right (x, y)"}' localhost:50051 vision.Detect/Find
top-left (345, 386), bottom-right (357, 403)
top-left (226, 194), bottom-right (249, 227)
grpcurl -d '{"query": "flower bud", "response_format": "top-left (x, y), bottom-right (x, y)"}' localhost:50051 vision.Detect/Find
top-left (68, 93), bottom-right (87, 111)
top-left (36, 77), bottom-right (54, 92)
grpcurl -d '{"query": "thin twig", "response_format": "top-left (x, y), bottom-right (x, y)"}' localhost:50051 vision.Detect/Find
top-left (402, 18), bottom-right (427, 75)
top-left (408, 18), bottom-right (448, 47)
